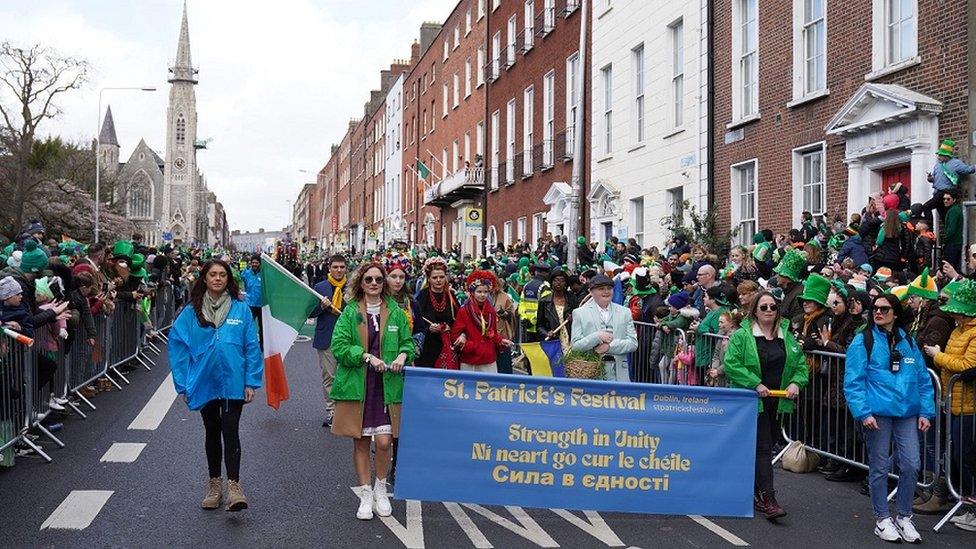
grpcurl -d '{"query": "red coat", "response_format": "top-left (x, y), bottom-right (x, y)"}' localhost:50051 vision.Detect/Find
top-left (452, 302), bottom-right (504, 366)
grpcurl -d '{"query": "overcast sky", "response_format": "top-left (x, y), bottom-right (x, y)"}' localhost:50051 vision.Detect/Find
top-left (1, 0), bottom-right (456, 232)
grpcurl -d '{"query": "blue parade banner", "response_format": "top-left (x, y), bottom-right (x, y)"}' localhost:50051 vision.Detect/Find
top-left (396, 368), bottom-right (758, 517)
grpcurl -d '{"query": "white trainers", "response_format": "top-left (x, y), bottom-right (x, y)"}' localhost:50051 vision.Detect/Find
top-left (895, 515), bottom-right (922, 544)
top-left (356, 485), bottom-right (373, 520)
top-left (47, 397), bottom-right (65, 411)
top-left (373, 478), bottom-right (392, 517)
top-left (874, 517), bottom-right (901, 542)
top-left (953, 510), bottom-right (976, 531)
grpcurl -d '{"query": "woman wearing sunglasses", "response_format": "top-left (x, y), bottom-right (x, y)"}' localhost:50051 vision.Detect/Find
top-left (330, 262), bottom-right (415, 520)
top-left (845, 293), bottom-right (935, 543)
top-left (724, 290), bottom-right (808, 519)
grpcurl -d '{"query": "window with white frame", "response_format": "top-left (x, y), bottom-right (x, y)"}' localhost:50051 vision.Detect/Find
top-left (731, 160), bottom-right (758, 245)
top-left (732, 0), bottom-right (759, 121)
top-left (517, 216), bottom-right (527, 243)
top-left (532, 213), bottom-right (544, 247)
top-left (476, 121), bottom-right (485, 160)
top-left (544, 0), bottom-right (555, 33)
top-left (443, 40), bottom-right (449, 62)
top-left (523, 86), bottom-right (534, 175)
top-left (524, 0), bottom-right (535, 50)
top-left (872, 0), bottom-right (917, 71)
top-left (503, 220), bottom-right (512, 247)
top-left (441, 148), bottom-right (448, 178)
top-left (667, 186), bottom-right (685, 226)
top-left (464, 132), bottom-right (471, 165)
top-left (454, 26), bottom-right (460, 50)
top-left (491, 33), bottom-right (501, 79)
top-left (466, 9), bottom-right (472, 35)
top-left (477, 47), bottom-right (486, 86)
top-left (601, 64), bottom-right (613, 155)
top-left (670, 20), bottom-right (684, 127)
top-left (633, 43), bottom-right (645, 141)
top-left (452, 140), bottom-right (459, 173)
top-left (491, 110), bottom-right (500, 189)
top-left (478, 0), bottom-right (485, 19)
top-left (442, 83), bottom-right (449, 117)
top-left (793, 0), bottom-right (826, 97)
top-left (543, 70), bottom-right (555, 166)
top-left (506, 99), bottom-right (516, 183)
top-left (794, 144), bottom-right (826, 217)
top-left (566, 52), bottom-right (579, 157)
top-left (493, 0), bottom-right (500, 11)
top-left (465, 58), bottom-right (472, 97)
top-left (630, 197), bottom-right (644, 246)
top-left (430, 99), bottom-right (435, 130)
top-left (453, 72), bottom-right (460, 107)
top-left (507, 15), bottom-right (517, 67)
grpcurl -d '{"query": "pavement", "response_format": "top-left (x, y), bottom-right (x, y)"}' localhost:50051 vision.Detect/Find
top-left (1, 336), bottom-right (973, 548)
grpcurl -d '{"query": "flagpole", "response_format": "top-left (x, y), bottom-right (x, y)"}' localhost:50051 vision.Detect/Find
top-left (260, 253), bottom-right (326, 301)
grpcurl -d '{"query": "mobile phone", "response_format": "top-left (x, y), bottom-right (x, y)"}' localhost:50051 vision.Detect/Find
top-left (101, 282), bottom-right (110, 292)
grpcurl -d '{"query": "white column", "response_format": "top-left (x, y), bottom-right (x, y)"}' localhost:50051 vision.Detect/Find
top-left (910, 145), bottom-right (933, 205)
top-left (845, 159), bottom-right (864, 216)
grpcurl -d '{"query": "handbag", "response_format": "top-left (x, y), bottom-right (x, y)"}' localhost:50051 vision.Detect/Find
top-left (780, 440), bottom-right (820, 473)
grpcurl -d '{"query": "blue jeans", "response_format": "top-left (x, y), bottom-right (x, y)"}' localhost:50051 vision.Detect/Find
top-left (865, 416), bottom-right (920, 519)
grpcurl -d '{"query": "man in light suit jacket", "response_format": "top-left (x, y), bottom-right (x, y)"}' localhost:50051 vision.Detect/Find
top-left (571, 274), bottom-right (639, 382)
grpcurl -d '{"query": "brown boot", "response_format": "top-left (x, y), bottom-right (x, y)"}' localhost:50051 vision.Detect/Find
top-left (201, 478), bottom-right (222, 510)
top-left (762, 490), bottom-right (787, 519)
top-left (225, 480), bottom-right (248, 511)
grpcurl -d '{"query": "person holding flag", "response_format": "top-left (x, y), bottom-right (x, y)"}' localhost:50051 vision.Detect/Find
top-left (168, 259), bottom-right (263, 512)
top-left (451, 270), bottom-right (514, 373)
top-left (311, 254), bottom-right (348, 428)
top-left (329, 262), bottom-right (415, 520)
top-left (570, 274), bottom-right (638, 382)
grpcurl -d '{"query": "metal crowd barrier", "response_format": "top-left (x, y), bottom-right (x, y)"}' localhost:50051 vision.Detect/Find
top-left (934, 372), bottom-right (976, 532)
top-left (631, 322), bottom-right (688, 384)
top-left (69, 313), bottom-right (112, 411)
top-left (0, 335), bottom-right (57, 463)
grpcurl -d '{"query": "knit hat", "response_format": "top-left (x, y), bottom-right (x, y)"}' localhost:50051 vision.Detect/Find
top-left (850, 273), bottom-right (868, 291)
top-left (576, 236), bottom-right (586, 245)
top-left (667, 290), bottom-right (690, 309)
top-left (859, 263), bottom-right (874, 275)
top-left (941, 279), bottom-right (976, 317)
top-left (517, 257), bottom-right (530, 269)
top-left (26, 220), bottom-right (45, 235)
top-left (34, 276), bottom-right (54, 300)
top-left (888, 285), bottom-right (909, 302)
top-left (773, 249), bottom-right (806, 282)
top-left (937, 139), bottom-right (955, 157)
top-left (6, 250), bottom-right (22, 269)
top-left (0, 276), bottom-right (22, 301)
top-left (882, 194), bottom-right (900, 211)
top-left (20, 240), bottom-right (49, 273)
top-left (907, 267), bottom-right (939, 300)
top-left (873, 266), bottom-right (892, 282)
top-left (800, 274), bottom-right (831, 307)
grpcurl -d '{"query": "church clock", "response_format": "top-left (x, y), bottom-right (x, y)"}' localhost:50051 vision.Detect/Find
top-left (174, 157), bottom-right (186, 171)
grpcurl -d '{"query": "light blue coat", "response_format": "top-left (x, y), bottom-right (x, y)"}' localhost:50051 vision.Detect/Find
top-left (570, 300), bottom-right (639, 382)
top-left (168, 299), bottom-right (263, 411)
top-left (241, 268), bottom-right (263, 308)
top-left (844, 325), bottom-right (936, 421)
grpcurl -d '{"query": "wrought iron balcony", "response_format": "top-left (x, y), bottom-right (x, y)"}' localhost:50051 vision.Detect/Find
top-left (423, 167), bottom-right (485, 207)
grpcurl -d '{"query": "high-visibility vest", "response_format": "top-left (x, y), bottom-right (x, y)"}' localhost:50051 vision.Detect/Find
top-left (518, 278), bottom-right (552, 333)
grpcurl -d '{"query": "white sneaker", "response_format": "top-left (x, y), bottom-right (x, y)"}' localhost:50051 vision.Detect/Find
top-left (373, 478), bottom-right (392, 517)
top-left (874, 517), bottom-right (901, 542)
top-left (53, 396), bottom-right (70, 405)
top-left (954, 511), bottom-right (976, 531)
top-left (47, 397), bottom-right (65, 411)
top-left (356, 485), bottom-right (373, 520)
top-left (895, 515), bottom-right (921, 543)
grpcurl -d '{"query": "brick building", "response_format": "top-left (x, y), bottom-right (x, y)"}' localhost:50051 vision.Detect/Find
top-left (711, 0), bottom-right (973, 244)
top-left (485, 0), bottom-right (591, 251)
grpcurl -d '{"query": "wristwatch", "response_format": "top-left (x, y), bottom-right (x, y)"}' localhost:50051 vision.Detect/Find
top-left (363, 353), bottom-right (371, 364)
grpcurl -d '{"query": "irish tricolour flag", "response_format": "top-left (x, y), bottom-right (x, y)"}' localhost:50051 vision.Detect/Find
top-left (260, 253), bottom-right (322, 409)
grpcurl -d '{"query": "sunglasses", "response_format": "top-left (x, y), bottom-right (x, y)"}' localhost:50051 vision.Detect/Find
top-left (758, 303), bottom-right (778, 312)
top-left (872, 305), bottom-right (893, 315)
top-left (363, 276), bottom-right (384, 285)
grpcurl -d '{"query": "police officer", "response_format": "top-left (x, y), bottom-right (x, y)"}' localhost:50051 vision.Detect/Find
top-left (518, 262), bottom-right (552, 344)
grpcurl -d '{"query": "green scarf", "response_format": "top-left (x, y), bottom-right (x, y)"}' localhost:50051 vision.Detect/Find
top-left (203, 291), bottom-right (231, 328)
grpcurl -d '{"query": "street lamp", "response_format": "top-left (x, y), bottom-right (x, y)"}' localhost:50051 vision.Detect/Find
top-left (95, 86), bottom-right (156, 243)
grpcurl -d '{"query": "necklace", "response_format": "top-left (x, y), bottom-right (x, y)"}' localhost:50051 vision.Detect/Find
top-left (430, 289), bottom-right (448, 313)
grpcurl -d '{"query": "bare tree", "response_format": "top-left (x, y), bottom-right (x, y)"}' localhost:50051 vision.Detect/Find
top-left (0, 42), bottom-right (90, 237)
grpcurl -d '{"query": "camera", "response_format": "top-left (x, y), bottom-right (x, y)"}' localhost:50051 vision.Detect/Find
top-left (890, 349), bottom-right (902, 373)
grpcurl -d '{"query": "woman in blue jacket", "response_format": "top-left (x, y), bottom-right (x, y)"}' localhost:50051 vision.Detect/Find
top-left (169, 259), bottom-right (263, 513)
top-left (844, 293), bottom-right (935, 543)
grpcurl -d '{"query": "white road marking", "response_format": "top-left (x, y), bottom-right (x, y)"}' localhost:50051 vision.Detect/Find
top-left (460, 504), bottom-right (559, 548)
top-left (445, 502), bottom-right (493, 548)
top-left (551, 510), bottom-right (624, 547)
top-left (100, 442), bottom-right (147, 463)
top-left (128, 373), bottom-right (177, 430)
top-left (40, 490), bottom-right (113, 530)
top-left (687, 515), bottom-right (749, 546)
top-left (351, 488), bottom-right (424, 549)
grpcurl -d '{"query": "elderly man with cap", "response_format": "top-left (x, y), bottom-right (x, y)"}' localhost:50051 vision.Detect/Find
top-left (518, 262), bottom-right (552, 343)
top-left (570, 274), bottom-right (638, 382)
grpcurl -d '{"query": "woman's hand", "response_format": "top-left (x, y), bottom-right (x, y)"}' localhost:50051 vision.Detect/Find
top-left (862, 416), bottom-right (879, 430)
top-left (244, 387), bottom-right (255, 403)
top-left (818, 325), bottom-right (831, 344)
top-left (942, 260), bottom-right (960, 280)
top-left (755, 383), bottom-right (770, 398)
top-left (923, 345), bottom-right (940, 358)
top-left (786, 383), bottom-right (800, 399)
top-left (708, 368), bottom-right (719, 379)
top-left (500, 339), bottom-right (514, 349)
top-left (453, 333), bottom-right (467, 349)
top-left (429, 322), bottom-right (444, 333)
top-left (369, 355), bottom-right (387, 372)
top-left (918, 417), bottom-right (931, 433)
top-left (389, 353), bottom-right (407, 373)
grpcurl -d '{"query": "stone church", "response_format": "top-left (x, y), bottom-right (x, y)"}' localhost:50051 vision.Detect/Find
top-left (100, 3), bottom-right (228, 247)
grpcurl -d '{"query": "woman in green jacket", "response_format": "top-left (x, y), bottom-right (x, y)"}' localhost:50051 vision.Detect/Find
top-left (724, 290), bottom-right (808, 520)
top-left (330, 262), bottom-right (415, 521)
top-left (694, 286), bottom-right (731, 376)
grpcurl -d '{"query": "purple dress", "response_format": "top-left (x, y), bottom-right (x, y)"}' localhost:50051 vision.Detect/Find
top-left (361, 310), bottom-right (392, 436)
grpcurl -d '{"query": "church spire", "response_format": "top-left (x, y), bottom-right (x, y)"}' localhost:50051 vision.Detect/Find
top-left (99, 105), bottom-right (118, 146)
top-left (168, 1), bottom-right (197, 84)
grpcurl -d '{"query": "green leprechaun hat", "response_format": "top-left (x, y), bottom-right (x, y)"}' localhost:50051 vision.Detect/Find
top-left (941, 279), bottom-right (976, 317)
top-left (937, 139), bottom-right (955, 157)
top-left (773, 249), bottom-right (806, 282)
top-left (800, 273), bottom-right (831, 307)
top-left (907, 268), bottom-right (939, 300)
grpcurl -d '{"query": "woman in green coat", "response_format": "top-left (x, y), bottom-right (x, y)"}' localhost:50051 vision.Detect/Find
top-left (724, 290), bottom-right (808, 520)
top-left (694, 286), bottom-right (731, 375)
top-left (330, 262), bottom-right (415, 521)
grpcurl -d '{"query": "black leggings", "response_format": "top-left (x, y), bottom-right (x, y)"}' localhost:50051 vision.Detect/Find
top-left (755, 398), bottom-right (782, 494)
top-left (200, 400), bottom-right (244, 481)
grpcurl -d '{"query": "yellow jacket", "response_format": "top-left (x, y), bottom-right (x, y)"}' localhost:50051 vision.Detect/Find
top-left (933, 317), bottom-right (976, 415)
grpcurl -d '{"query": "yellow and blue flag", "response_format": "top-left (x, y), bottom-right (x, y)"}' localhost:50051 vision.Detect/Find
top-left (522, 340), bottom-right (565, 377)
